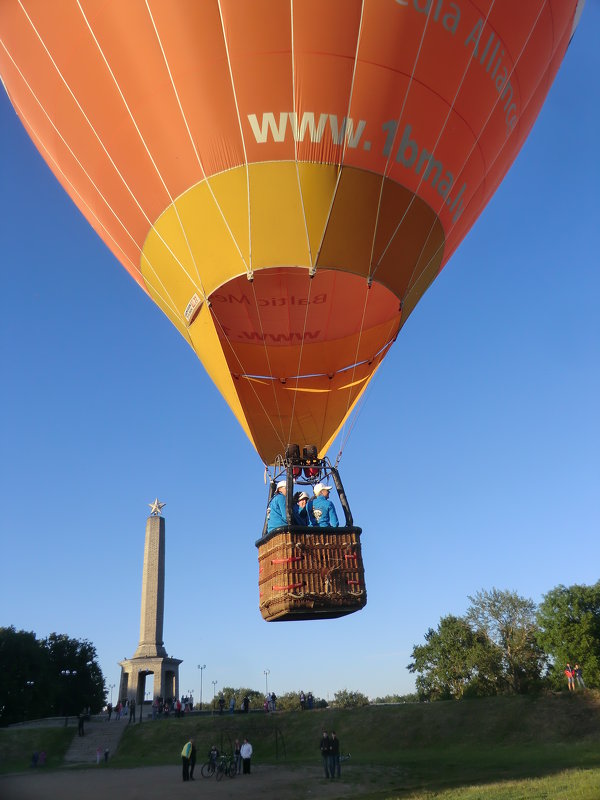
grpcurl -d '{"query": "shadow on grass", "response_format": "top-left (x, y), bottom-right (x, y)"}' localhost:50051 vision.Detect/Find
top-left (0, 726), bottom-right (74, 774)
top-left (355, 744), bottom-right (600, 799)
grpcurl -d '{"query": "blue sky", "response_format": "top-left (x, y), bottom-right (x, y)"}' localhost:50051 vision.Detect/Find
top-left (1, 6), bottom-right (598, 704)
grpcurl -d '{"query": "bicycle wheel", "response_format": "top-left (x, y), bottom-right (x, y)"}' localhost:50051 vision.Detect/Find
top-left (228, 762), bottom-right (237, 778)
top-left (216, 763), bottom-right (225, 782)
top-left (201, 762), bottom-right (215, 778)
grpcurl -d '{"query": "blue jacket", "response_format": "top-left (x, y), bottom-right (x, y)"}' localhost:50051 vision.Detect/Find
top-left (309, 495), bottom-right (339, 527)
top-left (293, 504), bottom-right (309, 526)
top-left (267, 492), bottom-right (287, 532)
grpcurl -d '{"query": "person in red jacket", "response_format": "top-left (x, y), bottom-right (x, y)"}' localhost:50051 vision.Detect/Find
top-left (564, 663), bottom-right (575, 691)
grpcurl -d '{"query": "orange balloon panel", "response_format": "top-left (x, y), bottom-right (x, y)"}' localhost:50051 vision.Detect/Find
top-left (0, 0), bottom-right (582, 463)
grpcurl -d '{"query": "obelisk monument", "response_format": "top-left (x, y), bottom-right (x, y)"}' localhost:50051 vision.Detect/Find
top-left (118, 499), bottom-right (182, 706)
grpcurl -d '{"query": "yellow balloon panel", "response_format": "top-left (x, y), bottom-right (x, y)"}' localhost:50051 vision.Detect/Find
top-left (0, 0), bottom-right (581, 465)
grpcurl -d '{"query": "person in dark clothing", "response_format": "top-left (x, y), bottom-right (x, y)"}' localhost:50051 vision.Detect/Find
top-left (208, 744), bottom-right (219, 766)
top-left (293, 491), bottom-right (310, 525)
top-left (77, 712), bottom-right (85, 737)
top-left (189, 740), bottom-right (197, 780)
top-left (574, 663), bottom-right (586, 688)
top-left (329, 730), bottom-right (340, 778)
top-left (181, 740), bottom-right (192, 781)
top-left (319, 730), bottom-right (331, 778)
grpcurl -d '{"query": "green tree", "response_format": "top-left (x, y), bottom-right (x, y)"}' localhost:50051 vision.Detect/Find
top-left (408, 615), bottom-right (500, 701)
top-left (275, 691), bottom-right (303, 711)
top-left (218, 686), bottom-right (263, 711)
top-left (333, 689), bottom-right (369, 708)
top-left (536, 582), bottom-right (600, 689)
top-left (466, 588), bottom-right (546, 694)
top-left (372, 693), bottom-right (419, 704)
top-left (43, 633), bottom-right (105, 715)
top-left (0, 627), bottom-right (46, 725)
top-left (0, 628), bottom-right (105, 725)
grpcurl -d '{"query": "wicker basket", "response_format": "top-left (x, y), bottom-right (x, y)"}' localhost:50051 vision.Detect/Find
top-left (256, 526), bottom-right (367, 622)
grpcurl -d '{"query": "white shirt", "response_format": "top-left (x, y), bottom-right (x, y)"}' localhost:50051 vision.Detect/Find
top-left (240, 742), bottom-right (253, 758)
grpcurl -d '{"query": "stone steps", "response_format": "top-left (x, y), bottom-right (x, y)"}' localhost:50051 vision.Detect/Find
top-left (63, 717), bottom-right (130, 765)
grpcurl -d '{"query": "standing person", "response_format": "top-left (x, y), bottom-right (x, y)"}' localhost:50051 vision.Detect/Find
top-left (181, 739), bottom-right (192, 782)
top-left (106, 702), bottom-right (112, 721)
top-left (243, 695), bottom-right (250, 713)
top-left (565, 663), bottom-right (575, 691)
top-left (271, 691), bottom-right (277, 712)
top-left (77, 711), bottom-right (85, 737)
top-left (309, 484), bottom-right (339, 527)
top-left (115, 701), bottom-right (121, 721)
top-left (218, 694), bottom-right (225, 714)
top-left (240, 738), bottom-right (253, 774)
top-left (234, 739), bottom-right (242, 774)
top-left (299, 691), bottom-right (306, 711)
top-left (319, 730), bottom-right (331, 778)
top-left (329, 731), bottom-right (341, 779)
top-left (229, 696), bottom-right (236, 713)
top-left (574, 664), bottom-right (586, 688)
top-left (293, 491), bottom-right (310, 525)
top-left (267, 480), bottom-right (288, 531)
top-left (189, 739), bottom-right (197, 780)
top-left (129, 698), bottom-right (136, 724)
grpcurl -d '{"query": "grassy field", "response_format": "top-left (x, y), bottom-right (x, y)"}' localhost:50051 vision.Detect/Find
top-left (3, 692), bottom-right (600, 798)
top-left (0, 725), bottom-right (72, 773)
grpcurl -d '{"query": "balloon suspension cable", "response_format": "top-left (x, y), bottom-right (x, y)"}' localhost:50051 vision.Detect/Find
top-left (206, 305), bottom-right (287, 455)
top-left (333, 372), bottom-right (375, 470)
top-left (332, 279), bottom-right (373, 456)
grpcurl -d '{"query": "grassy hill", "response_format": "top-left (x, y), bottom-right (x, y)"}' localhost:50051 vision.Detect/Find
top-left (109, 691), bottom-right (600, 766)
top-left (3, 692), bottom-right (600, 797)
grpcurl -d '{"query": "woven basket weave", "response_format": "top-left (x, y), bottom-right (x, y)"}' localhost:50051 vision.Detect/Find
top-left (256, 527), bottom-right (366, 621)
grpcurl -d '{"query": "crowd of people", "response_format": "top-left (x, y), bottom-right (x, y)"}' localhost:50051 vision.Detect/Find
top-left (180, 737), bottom-right (254, 781)
top-left (180, 731), bottom-right (345, 783)
top-left (104, 686), bottom-right (329, 724)
top-left (267, 481), bottom-right (339, 532)
top-left (105, 695), bottom-right (197, 723)
top-left (105, 699), bottom-right (136, 722)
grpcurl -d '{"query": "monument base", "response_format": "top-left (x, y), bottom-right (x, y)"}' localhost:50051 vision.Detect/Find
top-left (118, 655), bottom-right (182, 705)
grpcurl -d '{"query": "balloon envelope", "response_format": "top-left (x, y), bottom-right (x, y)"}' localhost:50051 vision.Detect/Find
top-left (0, 0), bottom-right (583, 462)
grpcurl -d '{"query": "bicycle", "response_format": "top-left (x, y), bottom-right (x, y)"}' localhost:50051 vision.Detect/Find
top-left (200, 760), bottom-right (216, 778)
top-left (216, 753), bottom-right (236, 780)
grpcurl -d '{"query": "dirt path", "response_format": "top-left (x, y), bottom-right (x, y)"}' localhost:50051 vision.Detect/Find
top-left (0, 764), bottom-right (384, 800)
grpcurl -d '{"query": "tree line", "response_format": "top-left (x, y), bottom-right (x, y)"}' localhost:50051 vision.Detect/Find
top-left (0, 627), bottom-right (104, 725)
top-left (4, 579), bottom-right (597, 725)
top-left (408, 582), bottom-right (600, 701)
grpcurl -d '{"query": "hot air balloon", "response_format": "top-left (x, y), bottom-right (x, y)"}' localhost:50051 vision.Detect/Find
top-left (0, 0), bottom-right (584, 621)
